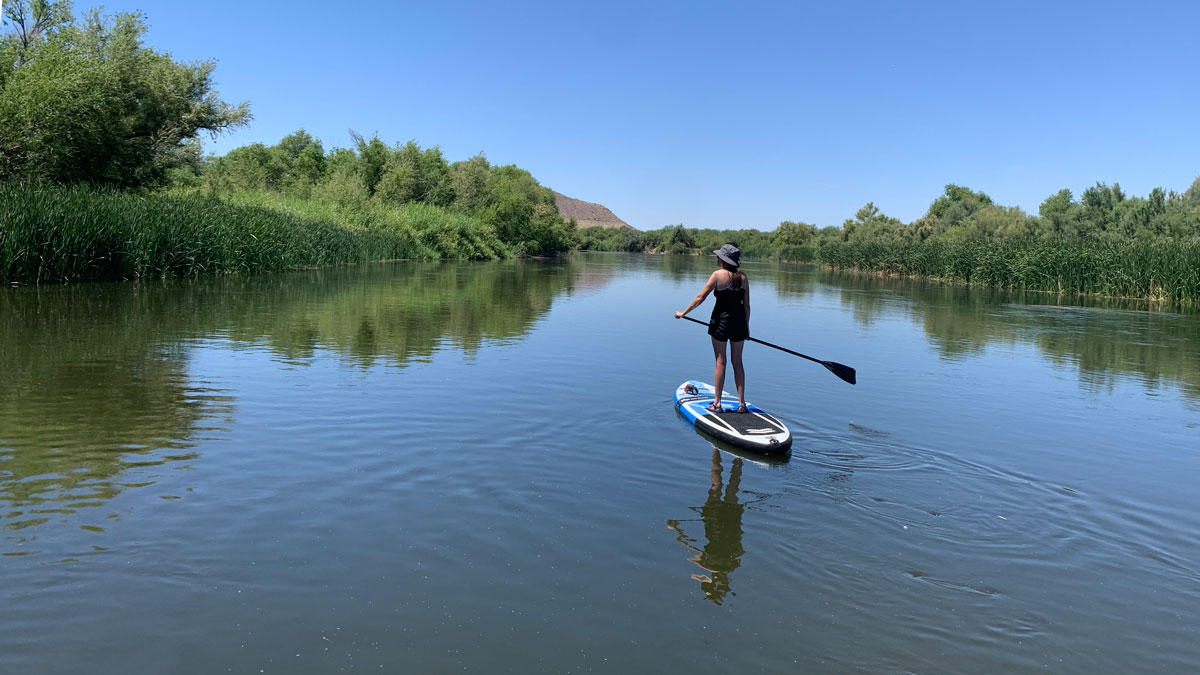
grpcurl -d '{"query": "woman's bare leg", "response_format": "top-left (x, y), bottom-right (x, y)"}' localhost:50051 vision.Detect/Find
top-left (711, 337), bottom-right (728, 407)
top-left (730, 339), bottom-right (746, 408)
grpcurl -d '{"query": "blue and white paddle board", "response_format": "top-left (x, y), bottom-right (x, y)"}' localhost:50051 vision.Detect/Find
top-left (674, 380), bottom-right (792, 454)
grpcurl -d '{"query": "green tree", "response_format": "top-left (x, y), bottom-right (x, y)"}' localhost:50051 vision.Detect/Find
top-left (1183, 177), bottom-right (1200, 207)
top-left (926, 184), bottom-right (994, 221)
top-left (772, 220), bottom-right (817, 247)
top-left (663, 224), bottom-right (696, 252)
top-left (0, 1), bottom-right (250, 186)
top-left (275, 129), bottom-right (325, 186)
top-left (1, 0), bottom-right (72, 70)
top-left (945, 205), bottom-right (1034, 242)
top-left (375, 140), bottom-right (422, 204)
top-left (204, 142), bottom-right (281, 191)
top-left (450, 153), bottom-right (493, 213)
top-left (1149, 178), bottom-right (1200, 239)
top-left (418, 145), bottom-right (454, 207)
top-left (1079, 182), bottom-right (1126, 235)
top-left (348, 131), bottom-right (388, 196)
top-left (375, 140), bottom-right (454, 207)
top-left (1037, 188), bottom-right (1080, 239)
top-left (479, 165), bottom-right (571, 255)
top-left (201, 130), bottom-right (326, 192)
top-left (912, 184), bottom-right (994, 239)
top-left (843, 203), bottom-right (902, 243)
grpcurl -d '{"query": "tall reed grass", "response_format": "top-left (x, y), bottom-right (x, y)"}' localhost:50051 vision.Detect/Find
top-left (0, 185), bottom-right (508, 284)
top-left (815, 238), bottom-right (1200, 302)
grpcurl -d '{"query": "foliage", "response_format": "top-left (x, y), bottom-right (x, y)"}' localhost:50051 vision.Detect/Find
top-left (200, 131), bottom-right (574, 257)
top-left (0, 0), bottom-right (249, 186)
top-left (3, 3), bottom-right (1197, 296)
top-left (816, 237), bottom-right (1200, 302)
top-left (0, 183), bottom-right (507, 284)
top-left (479, 165), bottom-right (573, 255)
top-left (576, 178), bottom-right (1200, 301)
top-left (844, 203), bottom-right (903, 243)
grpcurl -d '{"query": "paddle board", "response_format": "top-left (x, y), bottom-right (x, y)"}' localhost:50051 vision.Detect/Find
top-left (674, 380), bottom-right (792, 454)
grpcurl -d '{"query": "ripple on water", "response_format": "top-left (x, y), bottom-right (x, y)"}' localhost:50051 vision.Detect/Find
top-left (743, 409), bottom-right (1200, 671)
top-left (3, 257), bottom-right (1200, 673)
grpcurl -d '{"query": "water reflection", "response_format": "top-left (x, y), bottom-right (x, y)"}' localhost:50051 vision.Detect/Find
top-left (667, 448), bottom-right (746, 605)
top-left (648, 254), bottom-right (1200, 402)
top-left (211, 260), bottom-right (592, 366)
top-left (838, 273), bottom-right (1200, 400)
top-left (0, 260), bottom-right (593, 543)
top-left (0, 285), bottom-right (233, 541)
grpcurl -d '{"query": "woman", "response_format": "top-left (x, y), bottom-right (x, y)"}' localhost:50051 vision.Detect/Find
top-left (674, 244), bottom-right (750, 413)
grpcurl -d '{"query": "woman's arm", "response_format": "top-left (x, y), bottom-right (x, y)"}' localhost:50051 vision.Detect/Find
top-left (674, 272), bottom-right (719, 318)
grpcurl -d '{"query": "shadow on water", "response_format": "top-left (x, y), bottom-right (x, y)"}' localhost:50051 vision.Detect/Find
top-left (0, 260), bottom-right (595, 548)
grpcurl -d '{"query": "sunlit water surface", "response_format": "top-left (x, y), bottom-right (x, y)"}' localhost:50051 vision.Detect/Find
top-left (2, 254), bottom-right (1198, 673)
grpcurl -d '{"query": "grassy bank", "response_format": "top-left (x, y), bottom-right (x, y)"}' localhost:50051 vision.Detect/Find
top-left (575, 224), bottom-right (1200, 302)
top-left (813, 239), bottom-right (1200, 302)
top-left (205, 188), bottom-right (510, 260)
top-left (0, 184), bottom-right (508, 284)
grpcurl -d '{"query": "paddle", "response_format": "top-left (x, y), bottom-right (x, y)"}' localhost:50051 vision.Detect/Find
top-left (679, 315), bottom-right (857, 385)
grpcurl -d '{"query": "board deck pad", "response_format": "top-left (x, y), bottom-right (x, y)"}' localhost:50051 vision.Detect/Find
top-left (674, 380), bottom-right (792, 454)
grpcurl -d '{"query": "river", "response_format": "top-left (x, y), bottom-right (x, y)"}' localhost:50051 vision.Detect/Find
top-left (2, 253), bottom-right (1198, 673)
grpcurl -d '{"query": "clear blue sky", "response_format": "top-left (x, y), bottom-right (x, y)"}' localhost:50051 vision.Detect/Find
top-left (100, 0), bottom-right (1199, 229)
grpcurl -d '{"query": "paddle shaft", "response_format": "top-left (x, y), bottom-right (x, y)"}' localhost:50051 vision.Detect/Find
top-left (680, 315), bottom-right (820, 364)
top-left (679, 314), bottom-right (857, 385)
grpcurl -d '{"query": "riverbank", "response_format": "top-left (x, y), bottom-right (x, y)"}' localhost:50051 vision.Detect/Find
top-left (0, 184), bottom-right (511, 284)
top-left (576, 225), bottom-right (1200, 303)
top-left (813, 238), bottom-right (1200, 303)
top-left (7, 184), bottom-right (1198, 303)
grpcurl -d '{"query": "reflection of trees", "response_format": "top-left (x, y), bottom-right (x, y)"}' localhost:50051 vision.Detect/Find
top-left (820, 268), bottom-right (1200, 400)
top-left (648, 253), bottom-right (1200, 400)
top-left (1023, 307), bottom-right (1200, 399)
top-left (0, 285), bottom-right (232, 533)
top-left (620, 252), bottom-right (1200, 400)
top-left (219, 259), bottom-right (588, 367)
top-left (667, 448), bottom-right (745, 605)
top-left (641, 251), bottom-right (819, 303)
top-left (759, 262), bottom-right (818, 303)
top-left (1, 259), bottom-right (592, 537)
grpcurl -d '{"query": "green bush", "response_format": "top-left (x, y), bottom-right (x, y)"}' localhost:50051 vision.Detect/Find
top-left (813, 238), bottom-right (1200, 302)
top-left (0, 184), bottom-right (509, 284)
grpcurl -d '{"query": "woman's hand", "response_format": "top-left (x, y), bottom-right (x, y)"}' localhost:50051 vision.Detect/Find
top-left (674, 311), bottom-right (685, 319)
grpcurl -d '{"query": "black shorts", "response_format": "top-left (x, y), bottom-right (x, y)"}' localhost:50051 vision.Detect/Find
top-left (708, 312), bottom-right (748, 342)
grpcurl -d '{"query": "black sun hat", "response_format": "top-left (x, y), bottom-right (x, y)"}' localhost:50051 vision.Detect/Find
top-left (713, 244), bottom-right (741, 267)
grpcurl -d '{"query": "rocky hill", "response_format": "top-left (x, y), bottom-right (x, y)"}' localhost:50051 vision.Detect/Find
top-left (553, 191), bottom-right (633, 229)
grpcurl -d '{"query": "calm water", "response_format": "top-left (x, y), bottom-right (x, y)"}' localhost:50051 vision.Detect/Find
top-left (2, 253), bottom-right (1198, 673)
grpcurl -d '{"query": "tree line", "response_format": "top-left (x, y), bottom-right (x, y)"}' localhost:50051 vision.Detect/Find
top-left (0, 0), bottom-right (249, 186)
top-left (579, 181), bottom-right (1200, 257)
top-left (3, 1), bottom-right (1198, 298)
top-left (0, 0), bottom-right (574, 264)
top-left (186, 129), bottom-right (573, 256)
top-left (575, 181), bottom-right (1200, 301)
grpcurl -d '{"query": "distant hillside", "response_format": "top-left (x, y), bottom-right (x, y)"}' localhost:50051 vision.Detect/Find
top-left (553, 191), bottom-right (633, 229)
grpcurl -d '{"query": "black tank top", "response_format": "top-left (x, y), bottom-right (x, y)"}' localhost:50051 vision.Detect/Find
top-left (707, 272), bottom-right (748, 341)
top-left (712, 273), bottom-right (745, 316)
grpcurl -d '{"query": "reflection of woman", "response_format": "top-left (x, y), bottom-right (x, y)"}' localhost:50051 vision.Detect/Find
top-left (666, 448), bottom-right (745, 605)
top-left (674, 244), bottom-right (750, 413)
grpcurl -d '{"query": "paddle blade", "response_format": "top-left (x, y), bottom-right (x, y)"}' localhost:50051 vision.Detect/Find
top-left (822, 360), bottom-right (857, 385)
